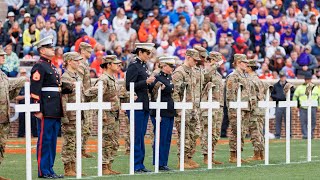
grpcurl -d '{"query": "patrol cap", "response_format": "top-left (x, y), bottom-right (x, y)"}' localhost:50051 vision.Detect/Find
top-left (304, 72), bottom-right (312, 80)
top-left (207, 51), bottom-right (223, 61)
top-left (247, 59), bottom-right (257, 67)
top-left (63, 52), bottom-right (83, 62)
top-left (79, 42), bottom-right (93, 52)
top-left (33, 35), bottom-right (54, 49)
top-left (100, 55), bottom-right (121, 67)
top-left (0, 47), bottom-right (7, 55)
top-left (234, 54), bottom-right (248, 63)
top-left (135, 43), bottom-right (155, 51)
top-left (186, 49), bottom-right (201, 61)
top-left (194, 45), bottom-right (207, 58)
top-left (159, 56), bottom-right (176, 66)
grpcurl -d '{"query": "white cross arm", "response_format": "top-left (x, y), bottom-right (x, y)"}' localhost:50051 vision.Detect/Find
top-left (301, 100), bottom-right (318, 107)
top-left (258, 101), bottom-right (276, 108)
top-left (150, 102), bottom-right (167, 109)
top-left (122, 103), bottom-right (143, 110)
top-left (174, 102), bottom-right (193, 109)
top-left (200, 102), bottom-right (220, 109)
top-left (229, 102), bottom-right (248, 109)
top-left (90, 102), bottom-right (111, 110)
top-left (15, 104), bottom-right (40, 112)
top-left (66, 102), bottom-right (92, 111)
top-left (278, 101), bottom-right (297, 108)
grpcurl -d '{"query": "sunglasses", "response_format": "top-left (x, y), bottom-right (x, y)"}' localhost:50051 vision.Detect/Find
top-left (167, 64), bottom-right (176, 69)
top-left (145, 50), bottom-right (151, 55)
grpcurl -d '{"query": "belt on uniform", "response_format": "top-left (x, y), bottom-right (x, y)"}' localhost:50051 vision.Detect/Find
top-left (41, 87), bottom-right (61, 92)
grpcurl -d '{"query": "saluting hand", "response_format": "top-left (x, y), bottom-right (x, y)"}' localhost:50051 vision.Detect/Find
top-left (146, 76), bottom-right (156, 84)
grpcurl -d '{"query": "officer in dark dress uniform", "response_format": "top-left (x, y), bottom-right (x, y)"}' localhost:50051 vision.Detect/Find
top-left (125, 43), bottom-right (155, 173)
top-left (149, 56), bottom-right (176, 171)
top-left (30, 35), bottom-right (65, 179)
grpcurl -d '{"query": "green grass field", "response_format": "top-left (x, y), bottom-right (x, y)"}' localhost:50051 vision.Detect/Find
top-left (1, 139), bottom-right (320, 179)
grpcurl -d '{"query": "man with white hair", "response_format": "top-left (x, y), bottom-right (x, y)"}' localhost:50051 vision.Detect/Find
top-left (116, 19), bottom-right (137, 48)
top-left (174, 0), bottom-right (194, 15)
top-left (94, 19), bottom-right (112, 45)
top-left (156, 41), bottom-right (175, 56)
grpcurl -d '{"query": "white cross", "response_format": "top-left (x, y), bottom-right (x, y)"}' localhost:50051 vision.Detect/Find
top-left (229, 85), bottom-right (248, 167)
top-left (279, 90), bottom-right (297, 164)
top-left (149, 87), bottom-right (167, 173)
top-left (200, 87), bottom-right (220, 169)
top-left (66, 81), bottom-right (91, 179)
top-left (89, 81), bottom-right (111, 176)
top-left (258, 88), bottom-right (276, 165)
top-left (121, 82), bottom-right (143, 175)
top-left (301, 89), bottom-right (318, 162)
top-left (174, 88), bottom-right (193, 171)
top-left (15, 82), bottom-right (40, 180)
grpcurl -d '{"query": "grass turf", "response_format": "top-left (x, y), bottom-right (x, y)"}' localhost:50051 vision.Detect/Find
top-left (1, 139), bottom-right (320, 179)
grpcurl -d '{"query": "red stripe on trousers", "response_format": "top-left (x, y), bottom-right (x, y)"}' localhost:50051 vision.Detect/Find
top-left (37, 117), bottom-right (44, 176)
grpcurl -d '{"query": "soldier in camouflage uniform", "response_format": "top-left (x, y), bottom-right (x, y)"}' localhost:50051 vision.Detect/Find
top-left (245, 59), bottom-right (265, 161)
top-left (225, 54), bottom-right (250, 163)
top-left (86, 55), bottom-right (122, 175)
top-left (78, 42), bottom-right (94, 158)
top-left (119, 86), bottom-right (130, 155)
top-left (172, 49), bottom-right (201, 169)
top-left (201, 52), bottom-right (224, 165)
top-left (0, 47), bottom-right (26, 180)
top-left (193, 45), bottom-right (206, 158)
top-left (60, 52), bottom-right (83, 177)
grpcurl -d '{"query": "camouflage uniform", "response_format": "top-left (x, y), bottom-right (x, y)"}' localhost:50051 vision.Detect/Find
top-left (225, 54), bottom-right (251, 162)
top-left (60, 52), bottom-right (84, 176)
top-left (200, 52), bottom-right (224, 164)
top-left (0, 52), bottom-right (26, 167)
top-left (246, 59), bottom-right (265, 160)
top-left (86, 55), bottom-right (122, 174)
top-left (78, 42), bottom-right (94, 156)
top-left (172, 49), bottom-right (200, 167)
top-left (193, 46), bottom-right (206, 156)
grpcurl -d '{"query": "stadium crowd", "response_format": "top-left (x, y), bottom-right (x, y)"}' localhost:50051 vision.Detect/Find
top-left (1, 0), bottom-right (320, 79)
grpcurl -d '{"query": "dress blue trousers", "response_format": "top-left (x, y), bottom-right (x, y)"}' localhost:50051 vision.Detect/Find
top-left (151, 116), bottom-right (174, 166)
top-left (36, 117), bottom-right (61, 177)
top-left (127, 110), bottom-right (150, 171)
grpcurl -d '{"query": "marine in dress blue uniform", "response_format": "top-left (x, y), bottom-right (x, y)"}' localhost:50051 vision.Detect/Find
top-left (149, 56), bottom-right (176, 171)
top-left (125, 43), bottom-right (155, 173)
top-left (30, 35), bottom-right (69, 179)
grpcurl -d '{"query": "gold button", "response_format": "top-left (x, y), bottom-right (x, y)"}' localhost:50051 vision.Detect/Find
top-left (48, 96), bottom-right (51, 98)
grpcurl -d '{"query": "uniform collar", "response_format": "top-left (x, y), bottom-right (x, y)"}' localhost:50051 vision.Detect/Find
top-left (182, 64), bottom-right (192, 72)
top-left (103, 71), bottom-right (115, 81)
top-left (136, 57), bottom-right (146, 65)
top-left (160, 71), bottom-right (170, 77)
top-left (40, 56), bottom-right (52, 63)
top-left (65, 70), bottom-right (79, 79)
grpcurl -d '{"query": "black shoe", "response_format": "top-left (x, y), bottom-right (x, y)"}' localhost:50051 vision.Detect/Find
top-left (51, 174), bottom-right (64, 179)
top-left (159, 166), bottom-right (171, 171)
top-left (275, 136), bottom-right (280, 139)
top-left (134, 169), bottom-right (144, 173)
top-left (141, 168), bottom-right (152, 172)
top-left (302, 136), bottom-right (307, 139)
top-left (38, 174), bottom-right (53, 179)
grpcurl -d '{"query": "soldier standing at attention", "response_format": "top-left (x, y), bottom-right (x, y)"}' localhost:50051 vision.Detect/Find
top-left (0, 47), bottom-right (26, 180)
top-left (149, 56), bottom-right (176, 171)
top-left (125, 43), bottom-right (155, 173)
top-left (172, 49), bottom-right (201, 169)
top-left (245, 59), bottom-right (265, 161)
top-left (30, 36), bottom-right (64, 178)
top-left (87, 55), bottom-right (123, 174)
top-left (60, 52), bottom-right (83, 177)
top-left (225, 54), bottom-right (250, 163)
top-left (193, 45), bottom-right (206, 160)
top-left (78, 42), bottom-right (94, 158)
top-left (201, 52), bottom-right (224, 165)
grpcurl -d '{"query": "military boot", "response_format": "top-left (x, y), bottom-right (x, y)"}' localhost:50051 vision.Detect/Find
top-left (64, 163), bottom-right (76, 177)
top-left (102, 164), bottom-right (114, 175)
top-left (0, 176), bottom-right (10, 180)
top-left (212, 154), bottom-right (223, 164)
top-left (229, 152), bottom-right (250, 163)
top-left (188, 158), bottom-right (200, 168)
top-left (125, 150), bottom-right (130, 155)
top-left (260, 150), bottom-right (265, 160)
top-left (108, 164), bottom-right (121, 174)
top-left (71, 162), bottom-right (87, 176)
top-left (203, 154), bottom-right (208, 164)
top-left (82, 150), bottom-right (95, 158)
top-left (177, 158), bottom-right (193, 169)
top-left (246, 150), bottom-right (261, 161)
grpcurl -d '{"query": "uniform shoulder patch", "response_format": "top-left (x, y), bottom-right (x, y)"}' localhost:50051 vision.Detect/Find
top-left (32, 70), bottom-right (41, 81)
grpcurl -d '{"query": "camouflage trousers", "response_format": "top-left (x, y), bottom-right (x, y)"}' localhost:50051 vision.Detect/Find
top-left (61, 122), bottom-right (76, 164)
top-left (0, 122), bottom-right (10, 166)
top-left (103, 112), bottom-right (120, 165)
top-left (175, 111), bottom-right (199, 158)
top-left (122, 111), bottom-right (130, 152)
top-left (82, 110), bottom-right (93, 152)
top-left (200, 109), bottom-right (223, 155)
top-left (228, 110), bottom-right (250, 152)
top-left (249, 109), bottom-right (265, 151)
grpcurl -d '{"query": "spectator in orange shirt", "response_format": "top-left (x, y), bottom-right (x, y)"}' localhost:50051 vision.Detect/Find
top-left (90, 50), bottom-right (104, 77)
top-left (52, 47), bottom-right (63, 69)
top-left (308, 0), bottom-right (319, 16)
top-left (138, 19), bottom-right (157, 43)
top-left (140, 12), bottom-right (160, 33)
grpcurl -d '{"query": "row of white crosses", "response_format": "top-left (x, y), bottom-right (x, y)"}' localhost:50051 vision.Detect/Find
top-left (16, 82), bottom-right (317, 179)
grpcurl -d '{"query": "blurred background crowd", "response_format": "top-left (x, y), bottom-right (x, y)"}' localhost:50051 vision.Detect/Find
top-left (0, 0), bottom-right (320, 80)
